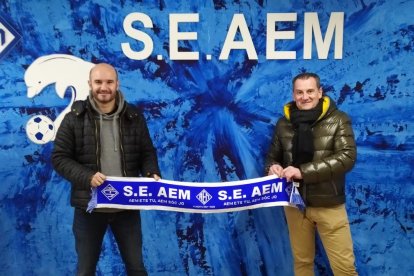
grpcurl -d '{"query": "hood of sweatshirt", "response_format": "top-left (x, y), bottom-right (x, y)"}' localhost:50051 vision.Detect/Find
top-left (88, 90), bottom-right (125, 151)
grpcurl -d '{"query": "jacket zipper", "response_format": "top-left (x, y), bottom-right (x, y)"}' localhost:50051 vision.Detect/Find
top-left (119, 114), bottom-right (127, 177)
top-left (94, 116), bottom-right (101, 171)
top-left (332, 179), bottom-right (339, 195)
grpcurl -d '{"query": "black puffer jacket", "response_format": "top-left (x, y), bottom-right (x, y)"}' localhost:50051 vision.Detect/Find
top-left (265, 96), bottom-right (356, 207)
top-left (52, 99), bottom-right (160, 209)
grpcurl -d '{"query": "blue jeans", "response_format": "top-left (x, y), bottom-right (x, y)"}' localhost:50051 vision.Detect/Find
top-left (73, 208), bottom-right (147, 276)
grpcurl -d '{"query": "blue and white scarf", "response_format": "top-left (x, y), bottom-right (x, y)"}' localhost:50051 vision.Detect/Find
top-left (87, 175), bottom-right (305, 213)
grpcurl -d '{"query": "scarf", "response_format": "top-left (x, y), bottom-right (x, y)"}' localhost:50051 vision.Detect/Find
top-left (290, 99), bottom-right (323, 167)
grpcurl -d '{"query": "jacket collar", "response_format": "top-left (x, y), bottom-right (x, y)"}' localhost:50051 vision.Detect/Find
top-left (284, 96), bottom-right (333, 122)
top-left (71, 99), bottom-right (139, 120)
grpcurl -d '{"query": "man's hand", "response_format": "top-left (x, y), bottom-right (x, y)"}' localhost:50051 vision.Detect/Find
top-left (268, 164), bottom-right (284, 177)
top-left (152, 174), bottom-right (161, 181)
top-left (282, 166), bottom-right (302, 182)
top-left (90, 172), bottom-right (106, 187)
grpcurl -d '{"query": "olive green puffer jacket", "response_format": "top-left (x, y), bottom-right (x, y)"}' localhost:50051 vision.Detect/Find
top-left (265, 96), bottom-right (356, 207)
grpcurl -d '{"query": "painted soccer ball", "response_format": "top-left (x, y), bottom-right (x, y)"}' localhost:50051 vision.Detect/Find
top-left (26, 115), bottom-right (55, 144)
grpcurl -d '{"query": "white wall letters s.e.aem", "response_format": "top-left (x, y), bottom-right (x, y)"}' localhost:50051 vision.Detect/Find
top-left (121, 12), bottom-right (344, 61)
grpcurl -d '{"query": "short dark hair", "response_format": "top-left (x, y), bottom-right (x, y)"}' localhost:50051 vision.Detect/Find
top-left (292, 72), bottom-right (321, 89)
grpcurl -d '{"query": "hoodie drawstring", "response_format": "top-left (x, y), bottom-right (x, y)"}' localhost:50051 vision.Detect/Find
top-left (113, 115), bottom-right (118, 152)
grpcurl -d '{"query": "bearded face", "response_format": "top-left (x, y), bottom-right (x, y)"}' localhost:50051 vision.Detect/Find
top-left (88, 64), bottom-right (119, 105)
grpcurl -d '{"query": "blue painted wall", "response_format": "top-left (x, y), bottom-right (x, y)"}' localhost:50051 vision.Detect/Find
top-left (0, 0), bottom-right (413, 275)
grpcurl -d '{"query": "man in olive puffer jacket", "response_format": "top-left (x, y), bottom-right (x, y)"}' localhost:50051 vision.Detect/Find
top-left (52, 63), bottom-right (160, 276)
top-left (265, 72), bottom-right (358, 275)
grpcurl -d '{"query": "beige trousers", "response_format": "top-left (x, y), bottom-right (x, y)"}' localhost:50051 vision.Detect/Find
top-left (284, 204), bottom-right (358, 276)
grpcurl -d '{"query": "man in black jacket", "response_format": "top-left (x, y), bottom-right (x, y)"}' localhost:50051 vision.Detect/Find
top-left (52, 63), bottom-right (160, 276)
top-left (265, 73), bottom-right (357, 275)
